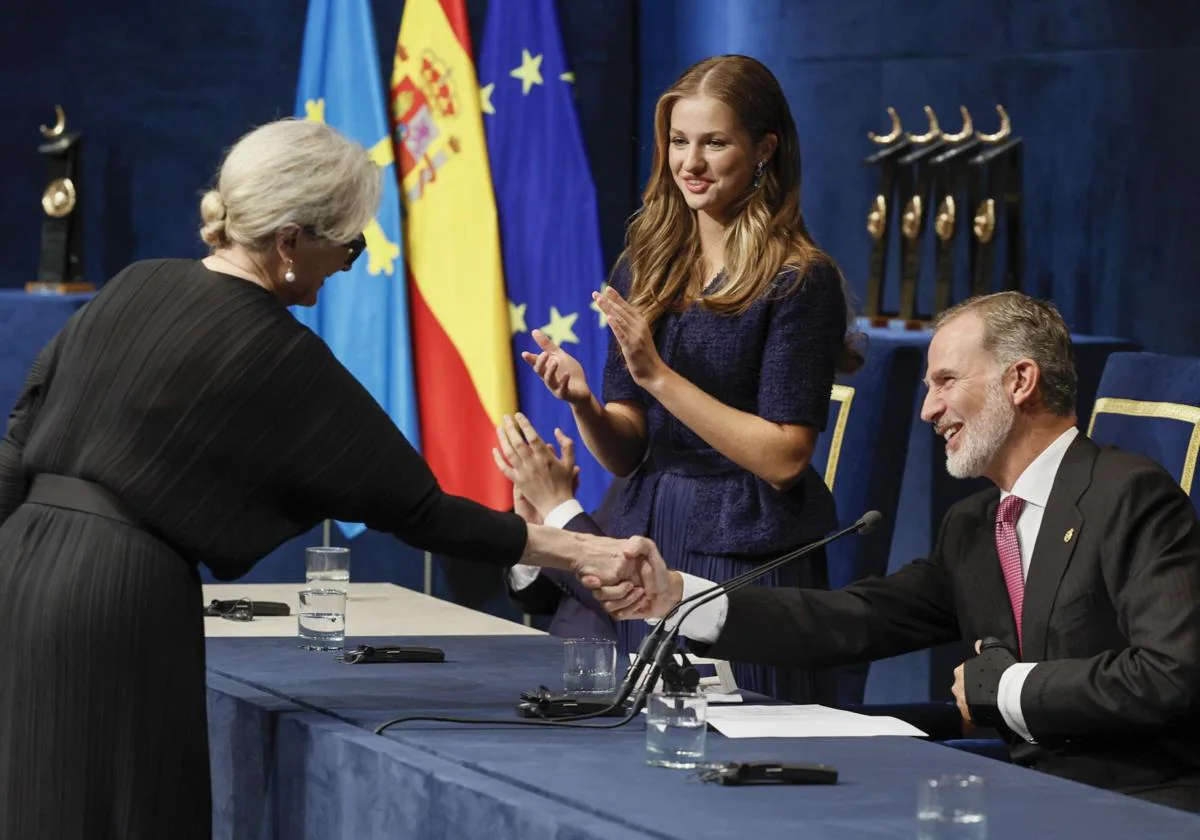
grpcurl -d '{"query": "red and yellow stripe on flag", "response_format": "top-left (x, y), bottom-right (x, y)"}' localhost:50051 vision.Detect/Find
top-left (390, 0), bottom-right (515, 509)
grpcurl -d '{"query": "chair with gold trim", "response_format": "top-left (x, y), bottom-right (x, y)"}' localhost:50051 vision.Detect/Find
top-left (1087, 353), bottom-right (1200, 512)
top-left (809, 342), bottom-right (924, 703)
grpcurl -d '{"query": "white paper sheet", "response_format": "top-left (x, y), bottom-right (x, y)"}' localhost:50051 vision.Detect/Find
top-left (705, 704), bottom-right (928, 739)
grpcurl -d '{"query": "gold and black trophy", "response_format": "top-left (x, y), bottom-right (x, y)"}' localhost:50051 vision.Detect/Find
top-left (966, 106), bottom-right (1022, 297)
top-left (862, 107), bottom-right (912, 324)
top-left (928, 107), bottom-right (982, 315)
top-left (894, 106), bottom-right (949, 325)
top-left (29, 105), bottom-right (92, 294)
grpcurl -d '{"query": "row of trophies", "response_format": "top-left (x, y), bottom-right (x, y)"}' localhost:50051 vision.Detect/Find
top-left (31, 101), bottom-right (1021, 308)
top-left (31, 106), bottom-right (91, 294)
top-left (862, 104), bottom-right (1022, 328)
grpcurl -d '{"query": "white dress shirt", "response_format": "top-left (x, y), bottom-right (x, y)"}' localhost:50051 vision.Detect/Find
top-left (507, 499), bottom-right (585, 590)
top-left (994, 425), bottom-right (1078, 741)
top-left (673, 426), bottom-right (1081, 743)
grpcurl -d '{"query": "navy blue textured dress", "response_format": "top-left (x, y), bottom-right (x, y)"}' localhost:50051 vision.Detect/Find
top-left (602, 258), bottom-right (846, 702)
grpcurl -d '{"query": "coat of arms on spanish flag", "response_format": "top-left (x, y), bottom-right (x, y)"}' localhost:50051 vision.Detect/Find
top-left (391, 0), bottom-right (516, 510)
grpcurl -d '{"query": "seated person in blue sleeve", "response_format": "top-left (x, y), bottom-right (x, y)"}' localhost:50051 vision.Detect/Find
top-left (593, 292), bottom-right (1200, 813)
top-left (496, 417), bottom-right (616, 642)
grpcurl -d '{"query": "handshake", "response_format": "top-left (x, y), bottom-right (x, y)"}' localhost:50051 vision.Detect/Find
top-left (491, 412), bottom-right (680, 621)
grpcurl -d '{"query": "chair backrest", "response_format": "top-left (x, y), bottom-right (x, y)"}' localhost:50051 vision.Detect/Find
top-left (1088, 352), bottom-right (1200, 513)
top-left (810, 346), bottom-right (924, 591)
top-left (808, 341), bottom-right (923, 705)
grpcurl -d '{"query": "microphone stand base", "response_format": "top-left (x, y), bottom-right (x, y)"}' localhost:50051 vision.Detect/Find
top-left (515, 692), bottom-right (627, 719)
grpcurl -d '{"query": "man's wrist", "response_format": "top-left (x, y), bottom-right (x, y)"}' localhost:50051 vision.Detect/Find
top-left (543, 498), bottom-right (585, 530)
top-left (668, 570), bottom-right (684, 612)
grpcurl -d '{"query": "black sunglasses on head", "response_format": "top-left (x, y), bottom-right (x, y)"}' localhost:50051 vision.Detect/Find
top-left (301, 226), bottom-right (367, 271)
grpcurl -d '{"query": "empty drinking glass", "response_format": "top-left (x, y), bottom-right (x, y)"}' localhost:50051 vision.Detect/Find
top-left (563, 638), bottom-right (617, 698)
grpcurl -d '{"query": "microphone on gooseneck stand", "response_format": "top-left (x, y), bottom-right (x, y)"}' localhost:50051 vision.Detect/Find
top-left (372, 511), bottom-right (882, 733)
top-left (622, 510), bottom-right (883, 716)
top-left (516, 510), bottom-right (883, 722)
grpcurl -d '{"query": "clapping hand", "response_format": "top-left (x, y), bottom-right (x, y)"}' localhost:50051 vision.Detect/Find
top-left (521, 330), bottom-right (592, 405)
top-left (492, 413), bottom-right (578, 520)
top-left (591, 287), bottom-right (665, 387)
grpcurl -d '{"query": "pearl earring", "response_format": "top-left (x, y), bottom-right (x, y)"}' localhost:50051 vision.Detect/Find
top-left (284, 261), bottom-right (296, 283)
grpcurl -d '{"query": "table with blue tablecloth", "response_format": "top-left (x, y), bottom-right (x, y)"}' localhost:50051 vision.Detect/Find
top-left (205, 634), bottom-right (1199, 840)
top-left (0, 290), bottom-right (92, 416)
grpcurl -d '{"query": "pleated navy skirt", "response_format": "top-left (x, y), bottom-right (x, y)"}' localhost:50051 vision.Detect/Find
top-left (616, 473), bottom-right (836, 704)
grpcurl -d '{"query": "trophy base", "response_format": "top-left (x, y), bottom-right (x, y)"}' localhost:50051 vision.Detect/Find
top-left (25, 281), bottom-right (95, 294)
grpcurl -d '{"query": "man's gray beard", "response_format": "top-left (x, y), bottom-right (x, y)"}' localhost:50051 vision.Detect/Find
top-left (945, 377), bottom-right (1014, 479)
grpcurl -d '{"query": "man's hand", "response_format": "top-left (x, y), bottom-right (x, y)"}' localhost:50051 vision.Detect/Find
top-left (492, 413), bottom-right (578, 519)
top-left (565, 534), bottom-right (658, 615)
top-left (952, 639), bottom-right (983, 723)
top-left (578, 535), bottom-right (683, 621)
top-left (512, 486), bottom-right (541, 525)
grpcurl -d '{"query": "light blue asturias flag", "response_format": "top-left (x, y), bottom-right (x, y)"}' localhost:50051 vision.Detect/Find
top-left (479, 0), bottom-right (613, 514)
top-left (293, 0), bottom-right (418, 539)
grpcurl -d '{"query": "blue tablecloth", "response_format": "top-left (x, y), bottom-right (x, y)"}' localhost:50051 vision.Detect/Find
top-left (0, 290), bottom-right (92, 415)
top-left (205, 635), bottom-right (1200, 840)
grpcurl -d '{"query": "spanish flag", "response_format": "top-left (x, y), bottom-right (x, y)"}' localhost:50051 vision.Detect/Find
top-left (391, 0), bottom-right (516, 509)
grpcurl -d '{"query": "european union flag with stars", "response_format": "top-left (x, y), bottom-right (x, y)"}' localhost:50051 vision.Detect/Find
top-left (480, 0), bottom-right (612, 514)
top-left (293, 0), bottom-right (418, 538)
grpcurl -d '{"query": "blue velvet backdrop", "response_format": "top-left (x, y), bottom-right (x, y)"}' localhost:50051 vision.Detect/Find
top-left (2, 1), bottom-right (1198, 687)
top-left (638, 0), bottom-right (1200, 353)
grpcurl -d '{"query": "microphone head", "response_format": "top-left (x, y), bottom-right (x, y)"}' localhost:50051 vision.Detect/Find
top-left (857, 510), bottom-right (883, 535)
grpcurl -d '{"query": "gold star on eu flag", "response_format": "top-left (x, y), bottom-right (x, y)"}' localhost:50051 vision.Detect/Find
top-left (509, 300), bottom-right (528, 335)
top-left (480, 83), bottom-right (496, 115)
top-left (540, 306), bottom-right (579, 345)
top-left (510, 49), bottom-right (544, 96)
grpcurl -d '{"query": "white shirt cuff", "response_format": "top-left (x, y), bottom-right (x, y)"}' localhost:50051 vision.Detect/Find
top-left (997, 662), bottom-right (1037, 743)
top-left (507, 564), bottom-right (542, 591)
top-left (646, 572), bottom-right (727, 645)
top-left (544, 499), bottom-right (585, 530)
top-left (508, 500), bottom-right (584, 590)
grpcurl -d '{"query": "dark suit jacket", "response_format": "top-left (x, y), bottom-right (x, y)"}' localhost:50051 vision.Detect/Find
top-left (505, 512), bottom-right (617, 641)
top-left (702, 436), bottom-right (1200, 799)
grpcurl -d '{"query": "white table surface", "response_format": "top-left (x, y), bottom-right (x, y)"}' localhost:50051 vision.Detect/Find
top-left (202, 582), bottom-right (544, 638)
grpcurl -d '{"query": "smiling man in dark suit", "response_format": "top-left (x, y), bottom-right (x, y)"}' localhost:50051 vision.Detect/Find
top-left (600, 291), bottom-right (1200, 811)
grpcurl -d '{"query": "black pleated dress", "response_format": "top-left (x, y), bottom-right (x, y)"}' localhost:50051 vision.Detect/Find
top-left (0, 260), bottom-right (527, 839)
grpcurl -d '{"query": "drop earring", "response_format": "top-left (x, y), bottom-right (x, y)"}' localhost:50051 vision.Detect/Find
top-left (284, 260), bottom-right (296, 283)
top-left (753, 160), bottom-right (766, 189)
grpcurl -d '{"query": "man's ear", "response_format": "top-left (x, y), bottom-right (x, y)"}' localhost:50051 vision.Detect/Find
top-left (1009, 359), bottom-right (1040, 408)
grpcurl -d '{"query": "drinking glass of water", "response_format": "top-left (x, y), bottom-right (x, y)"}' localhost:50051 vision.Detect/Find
top-left (917, 773), bottom-right (986, 839)
top-left (562, 638), bottom-right (617, 698)
top-left (306, 546), bottom-right (350, 595)
top-left (645, 690), bottom-right (707, 769)
top-left (297, 588), bottom-right (346, 651)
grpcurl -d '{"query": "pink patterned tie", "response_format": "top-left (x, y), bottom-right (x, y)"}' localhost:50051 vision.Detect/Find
top-left (995, 494), bottom-right (1026, 651)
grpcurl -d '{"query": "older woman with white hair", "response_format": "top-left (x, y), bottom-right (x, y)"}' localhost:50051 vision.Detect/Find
top-left (0, 118), bottom-right (657, 840)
